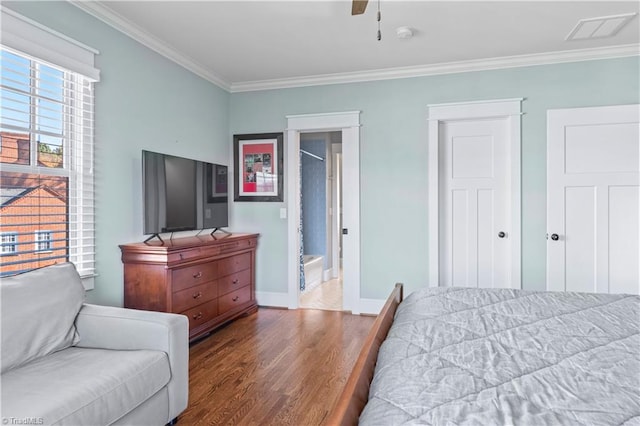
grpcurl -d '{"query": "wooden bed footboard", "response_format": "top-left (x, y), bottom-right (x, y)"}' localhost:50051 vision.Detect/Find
top-left (326, 283), bottom-right (404, 426)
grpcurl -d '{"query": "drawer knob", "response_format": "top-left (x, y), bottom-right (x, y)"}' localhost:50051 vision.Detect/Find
top-left (193, 292), bottom-right (202, 299)
top-left (232, 296), bottom-right (239, 302)
top-left (193, 312), bottom-right (203, 320)
top-left (193, 271), bottom-right (202, 279)
top-left (232, 278), bottom-right (239, 284)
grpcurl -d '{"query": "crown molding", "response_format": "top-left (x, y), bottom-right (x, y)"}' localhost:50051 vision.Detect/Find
top-left (68, 0), bottom-right (231, 91)
top-left (67, 1), bottom-right (637, 94)
top-left (230, 44), bottom-right (639, 92)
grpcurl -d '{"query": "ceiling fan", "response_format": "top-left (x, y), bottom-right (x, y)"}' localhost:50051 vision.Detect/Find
top-left (351, 0), bottom-right (369, 15)
top-left (352, 0), bottom-right (383, 41)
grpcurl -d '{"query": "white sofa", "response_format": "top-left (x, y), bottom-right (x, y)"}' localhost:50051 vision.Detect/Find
top-left (1, 262), bottom-right (189, 425)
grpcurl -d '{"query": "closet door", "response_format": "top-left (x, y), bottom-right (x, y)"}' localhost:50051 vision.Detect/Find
top-left (547, 104), bottom-right (639, 294)
top-left (439, 118), bottom-right (511, 288)
top-left (428, 99), bottom-right (521, 289)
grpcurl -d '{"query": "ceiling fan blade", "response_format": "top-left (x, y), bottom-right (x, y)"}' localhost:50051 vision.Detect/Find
top-left (352, 0), bottom-right (368, 15)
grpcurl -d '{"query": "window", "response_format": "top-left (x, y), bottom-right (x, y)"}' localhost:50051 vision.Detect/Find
top-left (34, 230), bottom-right (52, 252)
top-left (1, 232), bottom-right (18, 255)
top-left (1, 10), bottom-right (99, 283)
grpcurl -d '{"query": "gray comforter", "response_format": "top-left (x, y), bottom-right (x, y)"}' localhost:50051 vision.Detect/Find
top-left (360, 287), bottom-right (640, 425)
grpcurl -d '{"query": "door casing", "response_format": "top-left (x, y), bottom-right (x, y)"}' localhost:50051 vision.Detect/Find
top-left (428, 99), bottom-right (522, 288)
top-left (286, 111), bottom-right (361, 313)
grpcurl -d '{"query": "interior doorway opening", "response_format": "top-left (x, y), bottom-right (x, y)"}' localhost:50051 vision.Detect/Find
top-left (286, 111), bottom-right (361, 314)
top-left (297, 131), bottom-right (343, 311)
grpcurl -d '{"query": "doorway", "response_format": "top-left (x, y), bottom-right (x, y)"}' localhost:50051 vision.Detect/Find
top-left (428, 99), bottom-right (522, 289)
top-left (286, 111), bottom-right (361, 313)
top-left (298, 132), bottom-right (343, 310)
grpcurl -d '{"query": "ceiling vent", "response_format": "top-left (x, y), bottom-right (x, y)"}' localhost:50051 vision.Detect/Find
top-left (566, 13), bottom-right (637, 41)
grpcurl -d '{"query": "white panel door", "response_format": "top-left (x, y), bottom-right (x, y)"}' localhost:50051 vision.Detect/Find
top-left (439, 118), bottom-right (510, 288)
top-left (547, 104), bottom-right (640, 294)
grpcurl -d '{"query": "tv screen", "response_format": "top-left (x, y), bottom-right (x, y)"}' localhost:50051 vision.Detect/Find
top-left (142, 150), bottom-right (228, 235)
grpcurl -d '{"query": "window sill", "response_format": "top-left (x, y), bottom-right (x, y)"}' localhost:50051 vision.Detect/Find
top-left (81, 274), bottom-right (95, 291)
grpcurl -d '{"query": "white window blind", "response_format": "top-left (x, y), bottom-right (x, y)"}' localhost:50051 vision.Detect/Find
top-left (0, 9), bottom-right (98, 284)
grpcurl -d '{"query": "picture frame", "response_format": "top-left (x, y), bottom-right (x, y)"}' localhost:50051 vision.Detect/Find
top-left (233, 132), bottom-right (284, 202)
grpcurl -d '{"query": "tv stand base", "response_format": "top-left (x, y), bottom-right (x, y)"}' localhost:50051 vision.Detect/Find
top-left (143, 233), bottom-right (164, 244)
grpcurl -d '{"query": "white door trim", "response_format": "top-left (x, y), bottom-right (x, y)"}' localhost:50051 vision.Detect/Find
top-left (286, 111), bottom-right (361, 313)
top-left (331, 143), bottom-right (342, 280)
top-left (428, 99), bottom-right (523, 288)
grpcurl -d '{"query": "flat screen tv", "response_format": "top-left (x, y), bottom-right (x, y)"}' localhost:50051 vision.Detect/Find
top-left (142, 150), bottom-right (228, 240)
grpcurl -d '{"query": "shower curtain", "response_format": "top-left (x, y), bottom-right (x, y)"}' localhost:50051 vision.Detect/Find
top-left (299, 150), bottom-right (306, 292)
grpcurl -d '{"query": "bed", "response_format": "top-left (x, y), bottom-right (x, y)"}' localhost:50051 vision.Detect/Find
top-left (328, 284), bottom-right (640, 425)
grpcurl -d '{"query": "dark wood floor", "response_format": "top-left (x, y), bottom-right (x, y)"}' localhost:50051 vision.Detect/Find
top-left (179, 308), bottom-right (375, 426)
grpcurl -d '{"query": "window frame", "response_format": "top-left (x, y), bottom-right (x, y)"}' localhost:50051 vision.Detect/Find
top-left (1, 9), bottom-right (99, 287)
top-left (1, 232), bottom-right (18, 255)
top-left (34, 230), bottom-right (52, 252)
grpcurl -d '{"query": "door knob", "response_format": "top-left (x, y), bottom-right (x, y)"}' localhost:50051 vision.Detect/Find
top-left (550, 233), bottom-right (559, 241)
top-left (498, 231), bottom-right (506, 238)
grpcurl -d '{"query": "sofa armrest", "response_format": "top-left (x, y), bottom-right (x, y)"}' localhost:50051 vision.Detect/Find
top-left (75, 304), bottom-right (189, 421)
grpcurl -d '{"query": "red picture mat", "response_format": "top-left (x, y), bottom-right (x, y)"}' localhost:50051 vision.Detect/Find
top-left (241, 142), bottom-right (275, 194)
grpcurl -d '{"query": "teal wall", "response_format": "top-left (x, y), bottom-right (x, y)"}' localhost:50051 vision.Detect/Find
top-left (4, 2), bottom-right (231, 306)
top-left (6, 2), bottom-right (638, 305)
top-left (230, 57), bottom-right (640, 299)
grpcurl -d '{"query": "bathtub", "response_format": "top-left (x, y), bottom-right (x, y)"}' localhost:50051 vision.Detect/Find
top-left (303, 255), bottom-right (323, 292)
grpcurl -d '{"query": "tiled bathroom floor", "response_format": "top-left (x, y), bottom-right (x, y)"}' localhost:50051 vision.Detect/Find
top-left (299, 272), bottom-right (343, 311)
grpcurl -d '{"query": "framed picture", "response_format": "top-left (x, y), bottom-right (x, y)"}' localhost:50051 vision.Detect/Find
top-left (233, 132), bottom-right (284, 202)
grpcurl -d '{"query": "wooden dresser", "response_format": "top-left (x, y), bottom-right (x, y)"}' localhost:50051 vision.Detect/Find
top-left (120, 233), bottom-right (258, 341)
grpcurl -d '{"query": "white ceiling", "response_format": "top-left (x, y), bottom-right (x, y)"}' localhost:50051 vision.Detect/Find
top-left (72, 1), bottom-right (640, 92)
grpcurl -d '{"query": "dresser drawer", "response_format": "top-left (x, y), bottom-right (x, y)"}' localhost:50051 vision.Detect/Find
top-left (219, 286), bottom-right (251, 314)
top-left (167, 247), bottom-right (202, 264)
top-left (172, 262), bottom-right (217, 292)
top-left (218, 269), bottom-right (251, 297)
top-left (172, 282), bottom-right (217, 313)
top-left (219, 237), bottom-right (256, 254)
top-left (218, 253), bottom-right (251, 276)
top-left (182, 299), bottom-right (218, 331)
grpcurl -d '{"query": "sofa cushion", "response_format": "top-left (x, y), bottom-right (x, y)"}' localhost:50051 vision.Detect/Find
top-left (1, 262), bottom-right (85, 374)
top-left (1, 346), bottom-right (171, 425)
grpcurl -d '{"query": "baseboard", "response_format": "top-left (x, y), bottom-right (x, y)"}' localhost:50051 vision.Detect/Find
top-left (303, 278), bottom-right (322, 292)
top-left (358, 298), bottom-right (385, 315)
top-left (255, 291), bottom-right (289, 308)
